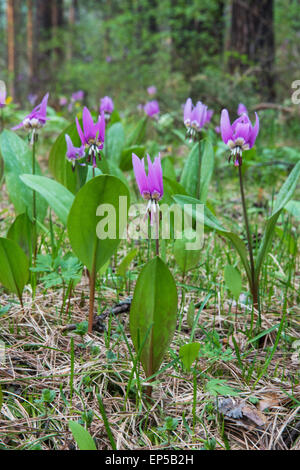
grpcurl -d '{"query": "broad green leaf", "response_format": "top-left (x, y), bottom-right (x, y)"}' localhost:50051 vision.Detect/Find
top-left (285, 200), bottom-right (300, 221)
top-left (130, 256), bottom-right (178, 377)
top-left (180, 142), bottom-right (199, 197)
top-left (20, 174), bottom-right (74, 226)
top-left (173, 229), bottom-right (202, 274)
top-left (179, 342), bottom-right (200, 371)
top-left (120, 145), bottom-right (145, 171)
top-left (98, 158), bottom-right (129, 190)
top-left (86, 166), bottom-right (102, 182)
top-left (0, 155), bottom-right (4, 187)
top-left (0, 237), bottom-right (29, 302)
top-left (199, 138), bottom-right (214, 203)
top-left (187, 302), bottom-right (195, 329)
top-left (126, 116), bottom-right (147, 146)
top-left (117, 248), bottom-right (138, 277)
top-left (224, 265), bottom-right (242, 300)
top-left (67, 175), bottom-right (129, 273)
top-left (104, 122), bottom-right (125, 166)
top-left (0, 130), bottom-right (47, 221)
top-left (68, 421), bottom-right (96, 451)
top-left (161, 157), bottom-right (176, 181)
top-left (49, 121), bottom-right (87, 194)
top-left (172, 194), bottom-right (252, 287)
top-left (7, 213), bottom-right (35, 257)
top-left (206, 378), bottom-right (239, 397)
top-left (255, 161), bottom-right (300, 281)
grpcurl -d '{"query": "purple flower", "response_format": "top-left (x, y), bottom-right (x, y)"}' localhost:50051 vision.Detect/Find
top-left (204, 109), bottom-right (214, 125)
top-left (0, 81), bottom-right (6, 108)
top-left (237, 103), bottom-right (248, 116)
top-left (183, 98), bottom-right (208, 137)
top-left (220, 109), bottom-right (259, 166)
top-left (12, 93), bottom-right (49, 131)
top-left (106, 56), bottom-right (112, 63)
top-left (59, 96), bottom-right (68, 106)
top-left (100, 96), bottom-right (114, 114)
top-left (71, 90), bottom-right (84, 102)
top-left (147, 86), bottom-right (157, 96)
top-left (132, 153), bottom-right (163, 201)
top-left (75, 106), bottom-right (106, 168)
top-left (27, 93), bottom-right (38, 106)
top-left (144, 100), bottom-right (160, 118)
top-left (65, 134), bottom-right (85, 168)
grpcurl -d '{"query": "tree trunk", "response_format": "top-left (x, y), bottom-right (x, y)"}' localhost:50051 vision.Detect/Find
top-left (7, 0), bottom-right (15, 100)
top-left (27, 0), bottom-right (35, 85)
top-left (229, 0), bottom-right (275, 100)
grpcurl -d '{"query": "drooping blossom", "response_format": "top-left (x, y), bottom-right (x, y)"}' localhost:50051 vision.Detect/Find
top-left (147, 86), bottom-right (157, 96)
top-left (183, 98), bottom-right (208, 138)
top-left (12, 93), bottom-right (49, 132)
top-left (75, 106), bottom-right (106, 168)
top-left (59, 96), bottom-right (68, 106)
top-left (106, 56), bottom-right (112, 63)
top-left (132, 153), bottom-right (163, 224)
top-left (237, 103), bottom-right (248, 116)
top-left (204, 109), bottom-right (214, 125)
top-left (0, 81), bottom-right (6, 108)
top-left (100, 96), bottom-right (114, 115)
top-left (65, 134), bottom-right (85, 168)
top-left (220, 108), bottom-right (259, 166)
top-left (144, 100), bottom-right (160, 118)
top-left (71, 90), bottom-right (84, 102)
top-left (28, 93), bottom-right (38, 106)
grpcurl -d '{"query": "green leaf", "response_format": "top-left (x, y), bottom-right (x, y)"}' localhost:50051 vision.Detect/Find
top-left (49, 121), bottom-right (87, 194)
top-left (180, 142), bottom-right (199, 197)
top-left (205, 378), bottom-right (240, 397)
top-left (187, 302), bottom-right (195, 329)
top-left (255, 161), bottom-right (300, 282)
top-left (20, 174), bottom-right (74, 226)
top-left (120, 145), bottom-right (145, 171)
top-left (172, 194), bottom-right (252, 288)
top-left (67, 175), bottom-right (129, 273)
top-left (68, 421), bottom-right (96, 450)
top-left (285, 200), bottom-right (300, 221)
top-left (161, 157), bottom-right (176, 181)
top-left (199, 138), bottom-right (214, 203)
top-left (7, 213), bottom-right (35, 257)
top-left (130, 256), bottom-right (178, 377)
top-left (179, 342), bottom-right (200, 371)
top-left (224, 265), bottom-right (242, 300)
top-left (0, 155), bottom-right (4, 187)
top-left (0, 130), bottom-right (47, 221)
top-left (117, 248), bottom-right (138, 278)
top-left (126, 116), bottom-right (148, 146)
top-left (104, 122), bottom-right (125, 166)
top-left (173, 229), bottom-right (202, 274)
top-left (0, 237), bottom-right (29, 303)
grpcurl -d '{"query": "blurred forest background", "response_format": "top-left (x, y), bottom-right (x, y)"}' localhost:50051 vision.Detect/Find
top-left (0, 0), bottom-right (300, 114)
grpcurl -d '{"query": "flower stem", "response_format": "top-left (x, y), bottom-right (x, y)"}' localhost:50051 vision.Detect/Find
top-left (88, 265), bottom-right (96, 333)
top-left (196, 135), bottom-right (202, 201)
top-left (32, 133), bottom-right (37, 264)
top-left (155, 204), bottom-right (159, 257)
top-left (238, 163), bottom-right (259, 315)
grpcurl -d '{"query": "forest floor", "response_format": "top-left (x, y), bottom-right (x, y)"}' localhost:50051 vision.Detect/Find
top-left (0, 161), bottom-right (299, 451)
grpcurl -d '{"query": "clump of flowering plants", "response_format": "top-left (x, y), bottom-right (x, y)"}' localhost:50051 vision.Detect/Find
top-left (174, 107), bottom-right (300, 329)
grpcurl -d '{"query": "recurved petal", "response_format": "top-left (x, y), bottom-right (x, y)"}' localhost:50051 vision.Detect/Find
top-left (220, 109), bottom-right (233, 144)
top-left (184, 98), bottom-right (192, 124)
top-left (249, 112), bottom-right (259, 148)
top-left (132, 153), bottom-right (148, 197)
top-left (82, 106), bottom-right (95, 141)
